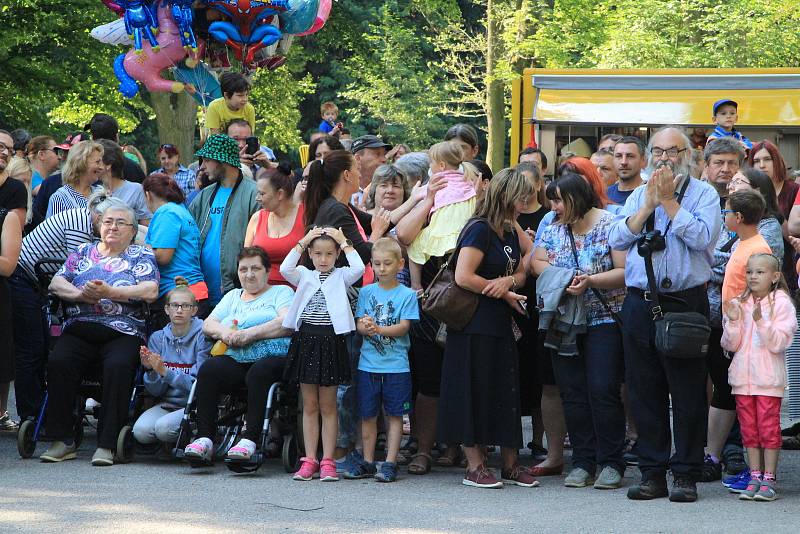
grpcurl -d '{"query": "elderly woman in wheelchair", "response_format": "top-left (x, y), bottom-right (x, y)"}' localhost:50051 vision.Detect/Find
top-left (40, 203), bottom-right (159, 466)
top-left (183, 246), bottom-right (294, 465)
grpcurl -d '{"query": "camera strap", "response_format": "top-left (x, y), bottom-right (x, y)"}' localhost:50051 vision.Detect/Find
top-left (643, 177), bottom-right (691, 319)
top-left (567, 225), bottom-right (623, 329)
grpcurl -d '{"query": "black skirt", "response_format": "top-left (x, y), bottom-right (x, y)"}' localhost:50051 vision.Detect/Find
top-left (283, 323), bottom-right (351, 386)
top-left (437, 329), bottom-right (522, 449)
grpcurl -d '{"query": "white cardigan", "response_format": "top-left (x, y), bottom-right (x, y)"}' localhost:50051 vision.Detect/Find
top-left (280, 247), bottom-right (365, 334)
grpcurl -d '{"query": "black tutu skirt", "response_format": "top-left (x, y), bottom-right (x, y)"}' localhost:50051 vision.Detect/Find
top-left (283, 323), bottom-right (351, 386)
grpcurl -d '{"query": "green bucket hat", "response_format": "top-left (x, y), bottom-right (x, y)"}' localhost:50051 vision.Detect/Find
top-left (195, 134), bottom-right (241, 168)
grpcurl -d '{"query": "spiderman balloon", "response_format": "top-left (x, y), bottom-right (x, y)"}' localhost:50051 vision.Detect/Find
top-left (206, 1), bottom-right (287, 64)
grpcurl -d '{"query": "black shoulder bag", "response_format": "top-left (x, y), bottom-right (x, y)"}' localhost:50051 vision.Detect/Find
top-left (566, 225), bottom-right (623, 329)
top-left (642, 180), bottom-right (711, 358)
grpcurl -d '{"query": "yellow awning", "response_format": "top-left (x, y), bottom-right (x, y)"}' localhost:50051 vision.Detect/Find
top-left (534, 89), bottom-right (800, 127)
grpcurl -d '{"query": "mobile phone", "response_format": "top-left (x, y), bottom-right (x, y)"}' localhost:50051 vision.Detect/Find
top-left (245, 136), bottom-right (260, 155)
top-left (517, 299), bottom-right (530, 319)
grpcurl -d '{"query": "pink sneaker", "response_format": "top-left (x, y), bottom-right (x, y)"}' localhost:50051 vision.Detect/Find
top-left (320, 458), bottom-right (339, 481)
top-left (293, 457), bottom-right (319, 481)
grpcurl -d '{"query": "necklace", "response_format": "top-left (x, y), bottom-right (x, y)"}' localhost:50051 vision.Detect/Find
top-left (267, 204), bottom-right (298, 239)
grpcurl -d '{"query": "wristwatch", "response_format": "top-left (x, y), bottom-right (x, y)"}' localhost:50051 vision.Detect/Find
top-left (340, 239), bottom-right (353, 249)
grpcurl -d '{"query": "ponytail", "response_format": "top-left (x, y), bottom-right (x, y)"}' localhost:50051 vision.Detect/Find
top-left (303, 149), bottom-right (355, 227)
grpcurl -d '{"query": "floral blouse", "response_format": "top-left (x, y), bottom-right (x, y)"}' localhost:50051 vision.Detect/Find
top-left (537, 210), bottom-right (624, 326)
top-left (56, 243), bottom-right (159, 338)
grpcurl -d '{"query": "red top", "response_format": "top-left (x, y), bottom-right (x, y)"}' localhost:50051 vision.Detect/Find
top-left (252, 204), bottom-right (306, 287)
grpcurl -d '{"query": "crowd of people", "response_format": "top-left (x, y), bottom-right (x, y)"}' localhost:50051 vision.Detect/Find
top-left (1, 93), bottom-right (800, 503)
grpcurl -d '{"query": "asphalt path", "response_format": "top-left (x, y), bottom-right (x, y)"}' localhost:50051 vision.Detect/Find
top-left (1, 411), bottom-right (798, 534)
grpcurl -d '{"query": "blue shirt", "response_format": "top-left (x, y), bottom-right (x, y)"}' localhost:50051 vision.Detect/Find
top-left (355, 283), bottom-right (419, 373)
top-left (534, 210), bottom-right (556, 249)
top-left (146, 202), bottom-right (205, 297)
top-left (152, 166), bottom-right (196, 201)
top-left (708, 125), bottom-right (753, 149)
top-left (31, 170), bottom-right (44, 191)
top-left (607, 183), bottom-right (635, 206)
top-left (608, 178), bottom-right (722, 292)
top-left (210, 286), bottom-right (295, 363)
top-left (319, 120), bottom-right (334, 133)
top-left (200, 186), bottom-right (232, 304)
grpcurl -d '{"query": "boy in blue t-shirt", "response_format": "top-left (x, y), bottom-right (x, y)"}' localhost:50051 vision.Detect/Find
top-left (350, 238), bottom-right (418, 482)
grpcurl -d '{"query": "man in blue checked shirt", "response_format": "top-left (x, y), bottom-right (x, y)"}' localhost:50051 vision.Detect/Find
top-left (609, 127), bottom-right (722, 504)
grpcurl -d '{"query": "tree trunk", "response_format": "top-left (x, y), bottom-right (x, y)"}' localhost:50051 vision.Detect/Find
top-left (485, 0), bottom-right (506, 171)
top-left (150, 92), bottom-right (198, 166)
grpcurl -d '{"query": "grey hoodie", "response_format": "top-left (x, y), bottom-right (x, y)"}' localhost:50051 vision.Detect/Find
top-left (144, 317), bottom-right (212, 407)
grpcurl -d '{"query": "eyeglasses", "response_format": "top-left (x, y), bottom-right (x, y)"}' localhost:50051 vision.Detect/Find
top-left (160, 144), bottom-right (175, 150)
top-left (166, 303), bottom-right (196, 311)
top-left (101, 218), bottom-right (136, 228)
top-left (651, 146), bottom-right (687, 158)
top-left (729, 177), bottom-right (751, 188)
top-left (721, 209), bottom-right (736, 215)
top-left (0, 143), bottom-right (10, 154)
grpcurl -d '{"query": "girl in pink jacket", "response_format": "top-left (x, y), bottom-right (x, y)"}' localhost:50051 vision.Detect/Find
top-left (721, 253), bottom-right (797, 501)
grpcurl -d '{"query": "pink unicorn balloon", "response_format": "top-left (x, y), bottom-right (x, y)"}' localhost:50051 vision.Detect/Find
top-left (114, 2), bottom-right (202, 97)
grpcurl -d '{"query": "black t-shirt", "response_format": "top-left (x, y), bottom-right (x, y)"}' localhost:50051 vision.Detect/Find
top-left (0, 176), bottom-right (27, 211)
top-left (516, 205), bottom-right (549, 332)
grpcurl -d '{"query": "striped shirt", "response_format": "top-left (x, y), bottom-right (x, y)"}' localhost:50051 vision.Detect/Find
top-left (152, 166), bottom-right (197, 200)
top-left (19, 208), bottom-right (94, 283)
top-left (299, 270), bottom-right (334, 326)
top-left (46, 185), bottom-right (90, 218)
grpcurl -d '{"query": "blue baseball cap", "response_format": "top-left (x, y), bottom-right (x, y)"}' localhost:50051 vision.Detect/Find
top-left (713, 99), bottom-right (738, 115)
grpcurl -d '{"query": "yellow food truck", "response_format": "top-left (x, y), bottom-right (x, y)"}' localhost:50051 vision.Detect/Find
top-left (510, 68), bottom-right (800, 172)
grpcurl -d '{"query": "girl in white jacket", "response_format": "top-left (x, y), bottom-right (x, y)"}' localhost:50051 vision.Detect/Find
top-left (280, 226), bottom-right (364, 482)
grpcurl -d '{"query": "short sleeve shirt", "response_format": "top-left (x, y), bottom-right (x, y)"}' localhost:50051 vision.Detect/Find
top-left (145, 202), bottom-right (205, 296)
top-left (56, 243), bottom-right (160, 338)
top-left (205, 98), bottom-right (256, 132)
top-left (200, 186), bottom-right (233, 303)
top-left (0, 176), bottom-right (27, 211)
top-left (356, 283), bottom-right (419, 373)
top-left (209, 286), bottom-right (295, 362)
top-left (538, 211), bottom-right (624, 326)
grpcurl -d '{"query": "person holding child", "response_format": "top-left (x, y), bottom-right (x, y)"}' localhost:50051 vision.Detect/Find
top-left (280, 226), bottom-right (365, 482)
top-left (407, 140), bottom-right (477, 291)
top-left (344, 237), bottom-right (419, 482)
top-left (721, 252), bottom-right (797, 501)
top-left (133, 278), bottom-right (211, 450)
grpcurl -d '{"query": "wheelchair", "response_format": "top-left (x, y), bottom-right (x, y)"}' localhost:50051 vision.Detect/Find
top-left (16, 258), bottom-right (151, 462)
top-left (173, 378), bottom-right (303, 474)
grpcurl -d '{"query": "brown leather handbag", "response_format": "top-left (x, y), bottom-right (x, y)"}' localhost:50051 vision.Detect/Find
top-left (420, 218), bottom-right (485, 331)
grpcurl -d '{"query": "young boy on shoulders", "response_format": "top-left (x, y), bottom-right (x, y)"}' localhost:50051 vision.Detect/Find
top-left (707, 99), bottom-right (752, 151)
top-left (348, 237), bottom-right (419, 482)
top-left (205, 72), bottom-right (256, 134)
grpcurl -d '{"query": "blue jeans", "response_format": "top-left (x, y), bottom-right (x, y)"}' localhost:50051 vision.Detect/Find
top-left (9, 267), bottom-right (47, 420)
top-left (336, 332), bottom-right (362, 449)
top-left (551, 323), bottom-right (626, 475)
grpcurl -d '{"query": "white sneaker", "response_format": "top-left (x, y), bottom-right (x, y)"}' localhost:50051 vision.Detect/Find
top-left (226, 438), bottom-right (257, 460)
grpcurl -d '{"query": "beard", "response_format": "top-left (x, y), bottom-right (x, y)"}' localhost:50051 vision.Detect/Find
top-left (648, 158), bottom-right (691, 180)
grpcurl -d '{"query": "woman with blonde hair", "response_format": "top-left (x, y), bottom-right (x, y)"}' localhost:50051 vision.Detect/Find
top-left (437, 167), bottom-right (538, 488)
top-left (46, 140), bottom-right (104, 218)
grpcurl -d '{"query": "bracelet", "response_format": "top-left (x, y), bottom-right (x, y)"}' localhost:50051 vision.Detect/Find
top-left (509, 275), bottom-right (517, 290)
top-left (297, 242), bottom-right (307, 251)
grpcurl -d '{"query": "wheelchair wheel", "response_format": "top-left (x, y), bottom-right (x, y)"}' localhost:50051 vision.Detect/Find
top-left (17, 420), bottom-right (36, 458)
top-left (115, 425), bottom-right (135, 463)
top-left (281, 433), bottom-right (300, 473)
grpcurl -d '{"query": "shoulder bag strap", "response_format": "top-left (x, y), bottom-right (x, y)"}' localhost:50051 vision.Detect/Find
top-left (567, 225), bottom-right (623, 328)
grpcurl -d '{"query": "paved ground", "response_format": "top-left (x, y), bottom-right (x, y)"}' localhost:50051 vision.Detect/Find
top-left (2, 416), bottom-right (799, 534)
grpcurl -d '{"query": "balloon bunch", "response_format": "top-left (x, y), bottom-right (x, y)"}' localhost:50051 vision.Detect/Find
top-left (93, 0), bottom-right (332, 101)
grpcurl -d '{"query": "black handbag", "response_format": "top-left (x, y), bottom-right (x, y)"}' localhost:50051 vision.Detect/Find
top-left (642, 207), bottom-right (711, 359)
top-left (420, 218), bottom-right (485, 331)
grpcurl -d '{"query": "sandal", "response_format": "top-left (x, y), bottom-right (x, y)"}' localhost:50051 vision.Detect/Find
top-left (436, 445), bottom-right (463, 467)
top-left (400, 436), bottom-right (419, 455)
top-left (407, 452), bottom-right (433, 475)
